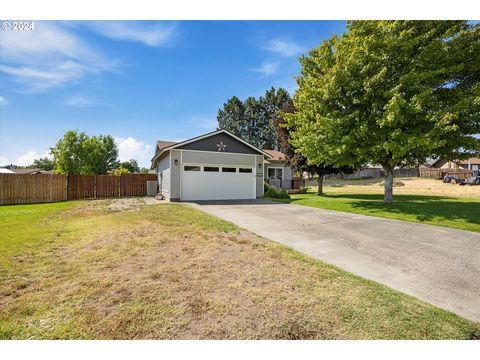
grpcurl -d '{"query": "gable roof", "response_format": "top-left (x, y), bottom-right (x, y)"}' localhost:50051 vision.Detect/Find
top-left (262, 149), bottom-right (287, 162)
top-left (152, 129), bottom-right (272, 164)
top-left (157, 141), bottom-right (178, 151)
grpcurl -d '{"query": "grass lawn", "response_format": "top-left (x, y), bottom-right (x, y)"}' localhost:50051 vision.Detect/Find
top-left (1, 199), bottom-right (479, 339)
top-left (278, 178), bottom-right (479, 232)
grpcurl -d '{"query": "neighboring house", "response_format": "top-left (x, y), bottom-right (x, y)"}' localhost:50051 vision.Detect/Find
top-left (429, 157), bottom-right (480, 172)
top-left (0, 168), bottom-right (15, 174)
top-left (151, 129), bottom-right (294, 201)
top-left (8, 168), bottom-right (54, 174)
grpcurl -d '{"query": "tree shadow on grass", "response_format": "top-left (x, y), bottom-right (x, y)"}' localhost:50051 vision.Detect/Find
top-left (323, 193), bottom-right (480, 227)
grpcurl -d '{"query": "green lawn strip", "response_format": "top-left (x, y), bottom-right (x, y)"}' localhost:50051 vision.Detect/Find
top-left (1, 201), bottom-right (479, 339)
top-left (271, 192), bottom-right (480, 232)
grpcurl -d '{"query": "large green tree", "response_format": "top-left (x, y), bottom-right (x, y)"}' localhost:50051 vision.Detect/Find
top-left (50, 130), bottom-right (119, 175)
top-left (274, 100), bottom-right (354, 195)
top-left (217, 87), bottom-right (291, 149)
top-left (117, 159), bottom-right (140, 173)
top-left (31, 157), bottom-right (55, 171)
top-left (287, 21), bottom-right (480, 203)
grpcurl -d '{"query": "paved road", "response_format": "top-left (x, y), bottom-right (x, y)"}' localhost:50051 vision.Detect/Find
top-left (192, 200), bottom-right (480, 322)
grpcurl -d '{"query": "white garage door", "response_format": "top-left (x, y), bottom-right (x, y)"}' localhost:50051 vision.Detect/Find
top-left (181, 165), bottom-right (255, 201)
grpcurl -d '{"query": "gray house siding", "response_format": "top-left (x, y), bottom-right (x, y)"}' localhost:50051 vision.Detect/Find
top-left (182, 150), bottom-right (255, 167)
top-left (156, 153), bottom-right (171, 198)
top-left (255, 155), bottom-right (264, 197)
top-left (265, 162), bottom-right (293, 189)
top-left (170, 149), bottom-right (181, 201)
top-left (178, 132), bottom-right (260, 155)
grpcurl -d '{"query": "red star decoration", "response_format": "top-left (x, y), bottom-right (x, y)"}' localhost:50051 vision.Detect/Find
top-left (217, 141), bottom-right (227, 152)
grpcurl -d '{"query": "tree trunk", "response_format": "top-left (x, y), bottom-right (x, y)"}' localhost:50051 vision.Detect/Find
top-left (317, 175), bottom-right (324, 195)
top-left (383, 166), bottom-right (394, 204)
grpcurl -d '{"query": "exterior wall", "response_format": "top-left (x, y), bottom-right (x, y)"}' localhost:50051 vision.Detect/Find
top-left (264, 161), bottom-right (293, 189)
top-left (181, 150), bottom-right (256, 167)
top-left (170, 149), bottom-right (181, 200)
top-left (255, 155), bottom-right (264, 197)
top-left (156, 153), bottom-right (171, 198)
top-left (178, 132), bottom-right (260, 155)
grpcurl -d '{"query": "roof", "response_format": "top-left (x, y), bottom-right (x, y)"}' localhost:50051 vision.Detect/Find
top-left (461, 157), bottom-right (480, 164)
top-left (262, 149), bottom-right (287, 162)
top-left (157, 141), bottom-right (178, 151)
top-left (8, 168), bottom-right (53, 174)
top-left (430, 157), bottom-right (480, 168)
top-left (0, 168), bottom-right (15, 174)
top-left (152, 129), bottom-right (272, 164)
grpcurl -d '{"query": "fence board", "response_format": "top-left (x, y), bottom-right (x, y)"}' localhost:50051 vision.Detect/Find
top-left (0, 174), bottom-right (67, 205)
top-left (1, 173), bottom-right (157, 205)
top-left (96, 175), bottom-right (120, 198)
top-left (120, 174), bottom-right (157, 197)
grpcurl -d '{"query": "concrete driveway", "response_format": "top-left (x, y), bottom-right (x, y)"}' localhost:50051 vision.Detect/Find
top-left (193, 200), bottom-right (480, 322)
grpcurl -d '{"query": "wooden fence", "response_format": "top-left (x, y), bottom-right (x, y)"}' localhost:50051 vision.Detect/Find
top-left (67, 174), bottom-right (157, 200)
top-left (0, 173), bottom-right (157, 205)
top-left (0, 174), bottom-right (67, 205)
top-left (419, 168), bottom-right (472, 180)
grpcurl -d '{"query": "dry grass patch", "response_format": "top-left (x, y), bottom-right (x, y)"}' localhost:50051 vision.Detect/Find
top-left (323, 177), bottom-right (480, 199)
top-left (1, 199), bottom-right (479, 339)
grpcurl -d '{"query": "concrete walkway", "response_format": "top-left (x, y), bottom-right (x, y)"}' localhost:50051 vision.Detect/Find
top-left (193, 200), bottom-right (480, 322)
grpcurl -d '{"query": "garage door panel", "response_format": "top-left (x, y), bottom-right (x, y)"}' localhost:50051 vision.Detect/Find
top-left (181, 169), bottom-right (255, 201)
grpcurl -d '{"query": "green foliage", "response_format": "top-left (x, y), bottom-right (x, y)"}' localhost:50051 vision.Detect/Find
top-left (286, 21), bottom-right (480, 203)
top-left (139, 167), bottom-right (150, 174)
top-left (31, 157), bottom-right (55, 171)
top-left (264, 183), bottom-right (290, 199)
top-left (117, 159), bottom-right (140, 173)
top-left (112, 167), bottom-right (129, 176)
top-left (50, 130), bottom-right (119, 175)
top-left (217, 87), bottom-right (291, 149)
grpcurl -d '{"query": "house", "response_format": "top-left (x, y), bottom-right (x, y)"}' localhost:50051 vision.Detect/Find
top-left (6, 167), bottom-right (54, 174)
top-left (151, 129), bottom-right (294, 201)
top-left (429, 157), bottom-right (480, 174)
top-left (263, 150), bottom-right (294, 189)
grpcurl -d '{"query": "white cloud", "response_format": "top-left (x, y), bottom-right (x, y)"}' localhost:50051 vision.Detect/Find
top-left (64, 95), bottom-right (103, 108)
top-left (263, 39), bottom-right (305, 57)
top-left (0, 96), bottom-right (6, 105)
top-left (84, 21), bottom-right (177, 47)
top-left (115, 137), bottom-right (153, 167)
top-left (0, 156), bottom-right (8, 166)
top-left (250, 61), bottom-right (279, 76)
top-left (16, 150), bottom-right (51, 166)
top-left (0, 22), bottom-right (116, 92)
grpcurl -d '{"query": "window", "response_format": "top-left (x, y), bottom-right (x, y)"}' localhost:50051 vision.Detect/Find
top-left (239, 168), bottom-right (252, 173)
top-left (204, 166), bottom-right (219, 172)
top-left (184, 166), bottom-right (200, 171)
top-left (268, 168), bottom-right (283, 180)
top-left (222, 167), bottom-right (236, 173)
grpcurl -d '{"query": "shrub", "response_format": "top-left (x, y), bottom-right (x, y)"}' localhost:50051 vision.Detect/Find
top-left (264, 183), bottom-right (290, 199)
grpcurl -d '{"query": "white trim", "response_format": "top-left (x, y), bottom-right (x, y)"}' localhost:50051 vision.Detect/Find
top-left (179, 150), bottom-right (183, 200)
top-left (179, 148), bottom-right (260, 157)
top-left (152, 129), bottom-right (272, 162)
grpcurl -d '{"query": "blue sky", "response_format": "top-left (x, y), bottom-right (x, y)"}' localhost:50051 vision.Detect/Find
top-left (0, 21), bottom-right (346, 167)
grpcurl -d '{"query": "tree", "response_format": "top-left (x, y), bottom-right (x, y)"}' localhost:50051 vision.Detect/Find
top-left (275, 100), bottom-right (353, 195)
top-left (112, 167), bottom-right (129, 176)
top-left (50, 130), bottom-right (88, 174)
top-left (117, 159), bottom-right (140, 173)
top-left (50, 130), bottom-right (119, 175)
top-left (217, 96), bottom-right (246, 137)
top-left (217, 87), bottom-right (291, 149)
top-left (32, 157), bottom-right (55, 171)
top-left (287, 21), bottom-right (480, 203)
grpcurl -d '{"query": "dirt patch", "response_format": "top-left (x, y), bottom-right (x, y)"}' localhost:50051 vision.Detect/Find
top-left (105, 198), bottom-right (146, 212)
